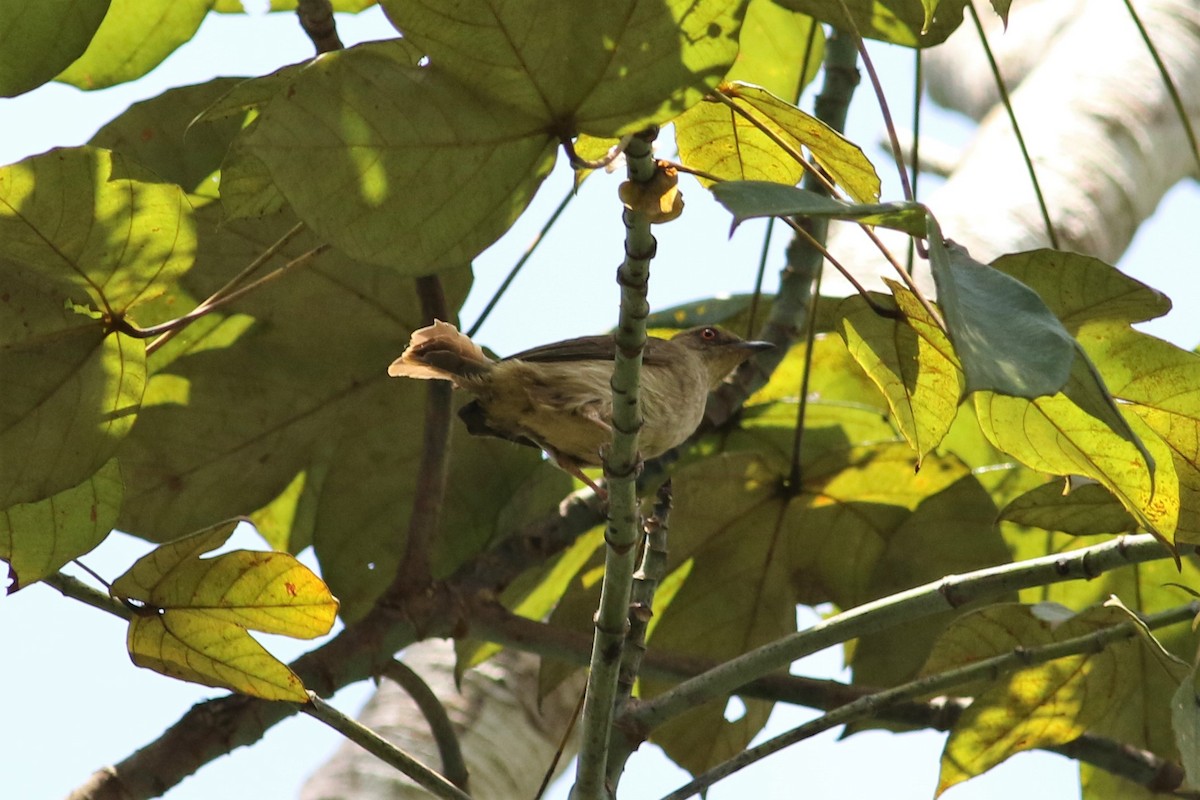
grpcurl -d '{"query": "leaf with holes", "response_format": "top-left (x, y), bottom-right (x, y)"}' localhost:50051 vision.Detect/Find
top-left (111, 520), bottom-right (338, 700)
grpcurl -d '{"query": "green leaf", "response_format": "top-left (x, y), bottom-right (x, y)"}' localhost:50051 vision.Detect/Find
top-left (710, 180), bottom-right (926, 234)
top-left (975, 386), bottom-right (1176, 541)
top-left (214, 0), bottom-right (375, 10)
top-left (0, 147), bottom-right (196, 317)
top-left (774, 0), bottom-right (968, 47)
top-left (1077, 322), bottom-right (1200, 545)
top-left (990, 0), bottom-right (1012, 26)
top-left (1172, 666), bottom-right (1200, 792)
top-left (728, 84), bottom-right (881, 201)
top-left (56, 0), bottom-right (212, 90)
top-left (240, 40), bottom-right (558, 273)
top-left (1, 459), bottom-right (122, 591)
top-left (927, 232), bottom-right (1075, 398)
top-left (0, 269), bottom-right (144, 507)
top-left (380, 0), bottom-right (745, 136)
top-left (113, 520), bottom-right (338, 700)
top-left (90, 78), bottom-right (248, 192)
top-left (0, 0), bottom-right (110, 97)
top-left (837, 281), bottom-right (963, 463)
top-left (728, 0), bottom-right (823, 101)
top-left (115, 204), bottom-right (470, 545)
top-left (990, 249), bottom-right (1171, 331)
top-left (928, 603), bottom-right (1186, 796)
top-left (1000, 480), bottom-right (1138, 536)
top-left (849, 474), bottom-right (1010, 690)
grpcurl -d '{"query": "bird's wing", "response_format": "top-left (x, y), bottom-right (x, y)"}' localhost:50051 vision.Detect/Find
top-left (505, 334), bottom-right (673, 365)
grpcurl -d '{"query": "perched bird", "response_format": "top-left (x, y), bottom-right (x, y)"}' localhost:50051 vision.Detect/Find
top-left (388, 320), bottom-right (771, 494)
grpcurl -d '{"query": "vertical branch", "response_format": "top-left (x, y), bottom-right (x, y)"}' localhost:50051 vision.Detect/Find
top-left (570, 127), bottom-right (661, 800)
top-left (297, 0), bottom-right (344, 54)
top-left (392, 275), bottom-right (452, 593)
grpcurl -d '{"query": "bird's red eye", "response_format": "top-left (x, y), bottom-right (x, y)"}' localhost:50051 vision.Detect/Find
top-left (702, 327), bottom-right (717, 340)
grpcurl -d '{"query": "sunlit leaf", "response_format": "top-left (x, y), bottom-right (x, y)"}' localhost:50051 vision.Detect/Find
top-left (214, 0), bottom-right (374, 10)
top-left (380, 0), bottom-right (745, 136)
top-left (57, 0), bottom-right (213, 90)
top-left (1078, 322), bottom-right (1200, 544)
top-left (837, 281), bottom-right (963, 463)
top-left (728, 0), bottom-right (823, 101)
top-left (774, 0), bottom-right (968, 47)
top-left (1000, 480), bottom-right (1138, 537)
top-left (927, 233), bottom-right (1074, 398)
top-left (711, 180), bottom-right (925, 234)
top-left (112, 520), bottom-right (338, 700)
top-left (990, 250), bottom-right (1171, 331)
top-left (1, 459), bottom-right (122, 592)
top-left (928, 604), bottom-right (1186, 796)
top-left (0, 0), bottom-right (109, 97)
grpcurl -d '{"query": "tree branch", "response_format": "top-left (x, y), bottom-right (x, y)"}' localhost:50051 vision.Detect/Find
top-left (296, 0), bottom-right (343, 54)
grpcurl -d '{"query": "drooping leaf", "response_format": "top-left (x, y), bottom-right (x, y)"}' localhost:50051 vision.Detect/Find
top-left (380, 0), bottom-right (745, 137)
top-left (728, 0), bottom-right (823, 101)
top-left (837, 281), bottom-right (963, 463)
top-left (927, 603), bottom-right (1187, 797)
top-left (90, 78), bottom-right (248, 191)
top-left (112, 520), bottom-right (338, 700)
top-left (1000, 480), bottom-right (1138, 537)
top-left (774, 0), bottom-right (968, 47)
top-left (1, 459), bottom-right (122, 592)
top-left (711, 180), bottom-right (926, 235)
top-left (926, 232), bottom-right (1075, 398)
top-left (57, 0), bottom-right (213, 90)
top-left (240, 40), bottom-right (558, 273)
top-left (990, 0), bottom-right (1012, 26)
top-left (0, 0), bottom-right (110, 97)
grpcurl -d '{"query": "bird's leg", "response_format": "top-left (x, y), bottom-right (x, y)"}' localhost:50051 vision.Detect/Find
top-left (545, 446), bottom-right (607, 500)
top-left (580, 404), bottom-right (612, 433)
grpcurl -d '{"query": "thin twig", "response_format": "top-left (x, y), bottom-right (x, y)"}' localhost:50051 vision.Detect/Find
top-left (844, 22), bottom-right (914, 203)
top-left (468, 189), bottom-right (575, 337)
top-left (787, 289), bottom-right (821, 490)
top-left (42, 572), bottom-right (132, 620)
top-left (1120, 0), bottom-right (1200, 174)
top-left (300, 692), bottom-right (472, 800)
top-left (746, 218), bottom-right (774, 338)
top-left (141, 244), bottom-right (330, 355)
top-left (535, 685), bottom-right (587, 800)
top-left (561, 136), bottom-right (632, 171)
top-left (907, 48), bottom-right (923, 272)
top-left (383, 660), bottom-right (470, 791)
top-left (966, 2), bottom-right (1059, 248)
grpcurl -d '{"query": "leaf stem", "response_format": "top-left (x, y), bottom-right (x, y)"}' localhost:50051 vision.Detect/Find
top-left (966, 2), bottom-right (1059, 249)
top-left (382, 660), bottom-right (469, 791)
top-left (300, 692), bottom-right (471, 800)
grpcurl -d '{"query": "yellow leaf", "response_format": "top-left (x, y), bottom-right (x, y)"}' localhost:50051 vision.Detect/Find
top-left (112, 519), bottom-right (338, 699)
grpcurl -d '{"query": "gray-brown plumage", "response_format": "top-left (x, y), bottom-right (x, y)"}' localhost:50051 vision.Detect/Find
top-left (388, 319), bottom-right (771, 494)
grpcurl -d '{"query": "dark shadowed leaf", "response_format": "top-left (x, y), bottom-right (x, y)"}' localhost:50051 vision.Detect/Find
top-left (711, 181), bottom-right (926, 235)
top-left (774, 0), bottom-right (968, 47)
top-left (1000, 480), bottom-right (1138, 537)
top-left (927, 234), bottom-right (1074, 398)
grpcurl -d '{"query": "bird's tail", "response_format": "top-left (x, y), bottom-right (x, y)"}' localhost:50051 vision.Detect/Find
top-left (387, 319), bottom-right (493, 383)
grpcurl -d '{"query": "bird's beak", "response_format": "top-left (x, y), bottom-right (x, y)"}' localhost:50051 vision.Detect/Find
top-left (738, 340), bottom-right (774, 352)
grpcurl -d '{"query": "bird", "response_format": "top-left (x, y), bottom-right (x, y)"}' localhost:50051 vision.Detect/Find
top-left (388, 320), bottom-right (771, 495)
